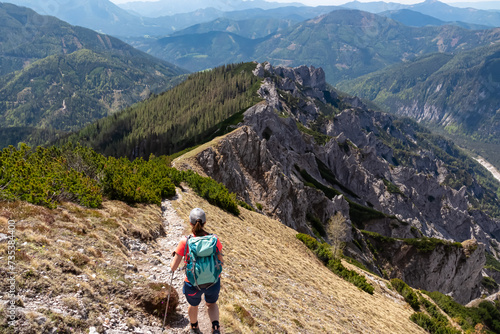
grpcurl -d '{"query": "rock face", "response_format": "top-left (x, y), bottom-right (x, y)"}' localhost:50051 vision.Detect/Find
top-left (197, 112), bottom-right (340, 235)
top-left (366, 236), bottom-right (485, 304)
top-left (189, 62), bottom-right (500, 303)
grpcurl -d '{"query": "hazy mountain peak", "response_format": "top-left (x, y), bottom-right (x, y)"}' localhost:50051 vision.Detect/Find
top-left (119, 0), bottom-right (305, 17)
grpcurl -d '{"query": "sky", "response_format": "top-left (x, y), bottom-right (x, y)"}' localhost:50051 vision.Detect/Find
top-left (110, 0), bottom-right (488, 5)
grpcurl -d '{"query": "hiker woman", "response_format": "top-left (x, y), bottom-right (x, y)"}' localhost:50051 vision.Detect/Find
top-left (170, 208), bottom-right (223, 334)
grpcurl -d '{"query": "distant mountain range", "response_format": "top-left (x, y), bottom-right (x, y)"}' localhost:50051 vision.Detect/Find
top-left (2, 0), bottom-right (318, 37)
top-left (449, 1), bottom-right (500, 10)
top-left (118, 0), bottom-right (305, 18)
top-left (167, 17), bottom-right (296, 40)
top-left (0, 3), bottom-right (185, 147)
top-left (2, 0), bottom-right (165, 37)
top-left (342, 0), bottom-right (500, 27)
top-left (379, 9), bottom-right (490, 29)
top-left (129, 10), bottom-right (500, 83)
top-left (5, 0), bottom-right (500, 40)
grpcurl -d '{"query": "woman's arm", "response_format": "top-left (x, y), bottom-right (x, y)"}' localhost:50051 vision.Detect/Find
top-left (170, 252), bottom-right (183, 272)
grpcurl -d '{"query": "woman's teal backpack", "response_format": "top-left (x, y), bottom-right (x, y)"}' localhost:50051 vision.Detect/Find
top-left (184, 234), bottom-right (222, 289)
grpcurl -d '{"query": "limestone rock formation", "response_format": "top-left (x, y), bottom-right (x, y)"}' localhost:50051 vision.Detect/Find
top-left (188, 62), bottom-right (500, 303)
top-left (365, 236), bottom-right (485, 304)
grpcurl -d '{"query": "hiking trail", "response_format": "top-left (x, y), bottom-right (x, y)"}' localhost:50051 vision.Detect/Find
top-left (161, 192), bottom-right (214, 333)
top-left (129, 189), bottom-right (217, 333)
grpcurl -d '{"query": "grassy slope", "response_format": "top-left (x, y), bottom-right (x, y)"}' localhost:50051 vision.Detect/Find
top-left (0, 200), bottom-right (165, 333)
top-left (0, 188), bottom-right (428, 333)
top-left (172, 190), bottom-right (426, 334)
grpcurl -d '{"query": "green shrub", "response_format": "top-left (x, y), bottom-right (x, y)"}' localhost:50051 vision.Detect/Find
top-left (383, 178), bottom-right (405, 196)
top-left (342, 256), bottom-right (372, 273)
top-left (418, 293), bottom-right (449, 326)
top-left (410, 312), bottom-right (461, 334)
top-left (478, 301), bottom-right (500, 333)
top-left (102, 155), bottom-right (175, 205)
top-left (424, 291), bottom-right (485, 330)
top-left (296, 233), bottom-right (374, 294)
top-left (180, 170), bottom-right (240, 216)
top-left (481, 276), bottom-right (499, 291)
top-left (0, 144), bottom-right (102, 208)
top-left (296, 233), bottom-right (319, 250)
top-left (410, 313), bottom-right (434, 332)
top-left (403, 237), bottom-right (462, 253)
top-left (390, 278), bottom-right (420, 311)
top-left (422, 290), bottom-right (498, 332)
top-left (485, 252), bottom-right (500, 272)
top-left (327, 258), bottom-right (374, 294)
top-left (295, 165), bottom-right (341, 199)
top-left (347, 200), bottom-right (386, 228)
top-left (361, 230), bottom-right (397, 244)
top-left (0, 144), bottom-right (239, 215)
top-left (238, 200), bottom-right (254, 211)
top-left (306, 213), bottom-right (326, 237)
top-left (315, 242), bottom-right (334, 263)
top-left (296, 122), bottom-right (332, 146)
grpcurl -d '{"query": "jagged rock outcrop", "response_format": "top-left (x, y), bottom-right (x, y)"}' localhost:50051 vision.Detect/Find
top-left (196, 109), bottom-right (341, 236)
top-left (318, 107), bottom-right (500, 248)
top-left (365, 236), bottom-right (485, 304)
top-left (188, 62), bottom-right (500, 303)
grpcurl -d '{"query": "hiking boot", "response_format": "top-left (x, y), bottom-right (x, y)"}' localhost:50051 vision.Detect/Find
top-left (212, 320), bottom-right (220, 334)
top-left (189, 328), bottom-right (202, 334)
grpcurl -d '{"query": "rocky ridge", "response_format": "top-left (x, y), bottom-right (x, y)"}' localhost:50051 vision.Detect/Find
top-left (184, 62), bottom-right (500, 303)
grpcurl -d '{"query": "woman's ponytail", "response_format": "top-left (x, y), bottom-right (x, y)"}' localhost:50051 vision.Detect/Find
top-left (189, 208), bottom-right (207, 236)
top-left (192, 219), bottom-right (205, 236)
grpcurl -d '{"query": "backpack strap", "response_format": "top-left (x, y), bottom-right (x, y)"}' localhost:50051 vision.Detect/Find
top-left (184, 235), bottom-right (202, 290)
top-left (212, 234), bottom-right (222, 271)
top-left (183, 235), bottom-right (191, 261)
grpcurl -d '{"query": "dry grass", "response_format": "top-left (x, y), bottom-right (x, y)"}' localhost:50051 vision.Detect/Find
top-left (0, 200), bottom-right (165, 332)
top-left (172, 131), bottom-right (234, 176)
top-left (172, 190), bottom-right (427, 334)
top-left (0, 187), bottom-right (435, 333)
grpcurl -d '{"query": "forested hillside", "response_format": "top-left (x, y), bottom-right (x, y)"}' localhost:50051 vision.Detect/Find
top-left (0, 3), bottom-right (186, 148)
top-left (60, 63), bottom-right (262, 158)
top-left (0, 49), bottom-right (184, 131)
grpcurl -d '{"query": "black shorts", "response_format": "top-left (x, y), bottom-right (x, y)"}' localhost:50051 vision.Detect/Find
top-left (182, 279), bottom-right (221, 306)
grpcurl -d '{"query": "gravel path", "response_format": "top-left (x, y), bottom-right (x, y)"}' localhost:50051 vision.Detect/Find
top-left (123, 190), bottom-right (214, 334)
top-left (156, 191), bottom-right (214, 334)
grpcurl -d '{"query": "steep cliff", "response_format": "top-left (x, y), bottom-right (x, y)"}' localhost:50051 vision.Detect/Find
top-left (360, 234), bottom-right (485, 304)
top-left (175, 62), bottom-right (500, 303)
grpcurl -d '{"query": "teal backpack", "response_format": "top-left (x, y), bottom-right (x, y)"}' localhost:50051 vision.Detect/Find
top-left (184, 234), bottom-right (222, 289)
